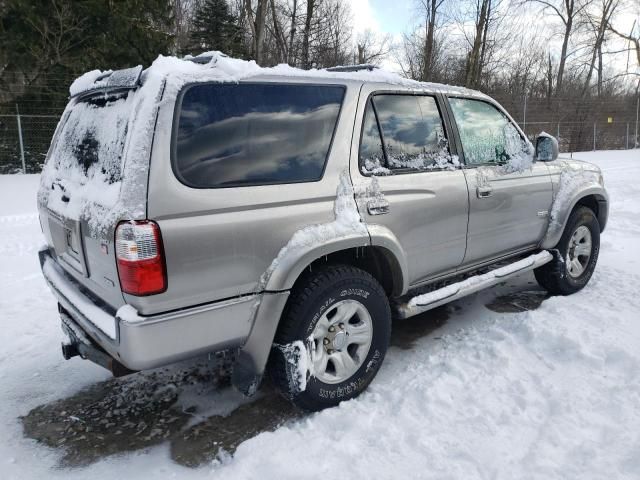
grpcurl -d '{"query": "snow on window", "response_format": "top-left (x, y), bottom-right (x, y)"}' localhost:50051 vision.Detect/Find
top-left (39, 93), bottom-right (134, 225)
top-left (359, 95), bottom-right (458, 175)
top-left (450, 97), bottom-right (533, 173)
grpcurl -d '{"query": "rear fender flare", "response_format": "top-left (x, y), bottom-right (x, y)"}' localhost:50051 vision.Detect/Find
top-left (263, 233), bottom-right (372, 292)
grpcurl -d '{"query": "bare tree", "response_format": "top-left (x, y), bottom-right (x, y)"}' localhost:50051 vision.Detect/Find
top-left (356, 29), bottom-right (391, 65)
top-left (421, 0), bottom-right (446, 81)
top-left (580, 0), bottom-right (620, 95)
top-left (526, 0), bottom-right (592, 95)
top-left (244, 0), bottom-right (269, 64)
top-left (300, 0), bottom-right (318, 68)
top-left (269, 0), bottom-right (288, 62)
top-left (287, 0), bottom-right (299, 64)
top-left (464, 0), bottom-right (491, 88)
top-left (607, 18), bottom-right (639, 69)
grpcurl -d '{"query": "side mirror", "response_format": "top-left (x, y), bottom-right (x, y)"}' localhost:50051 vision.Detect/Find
top-left (535, 133), bottom-right (559, 162)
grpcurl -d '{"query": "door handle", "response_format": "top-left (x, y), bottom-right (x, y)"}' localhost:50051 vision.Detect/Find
top-left (476, 186), bottom-right (493, 198)
top-left (367, 199), bottom-right (390, 215)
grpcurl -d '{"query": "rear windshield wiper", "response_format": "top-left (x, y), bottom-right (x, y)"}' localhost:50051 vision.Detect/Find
top-left (51, 181), bottom-right (70, 202)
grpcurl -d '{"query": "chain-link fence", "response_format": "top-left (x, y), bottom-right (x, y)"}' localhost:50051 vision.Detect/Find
top-left (495, 95), bottom-right (640, 153)
top-left (1, 95), bottom-right (638, 174)
top-left (0, 112), bottom-right (59, 174)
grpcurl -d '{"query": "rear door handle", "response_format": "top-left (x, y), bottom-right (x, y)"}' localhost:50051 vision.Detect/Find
top-left (476, 186), bottom-right (493, 198)
top-left (367, 199), bottom-right (390, 215)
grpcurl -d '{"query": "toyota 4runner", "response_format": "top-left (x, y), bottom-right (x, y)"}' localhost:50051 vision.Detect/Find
top-left (38, 53), bottom-right (608, 411)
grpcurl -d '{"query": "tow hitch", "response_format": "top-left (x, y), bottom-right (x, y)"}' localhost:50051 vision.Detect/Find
top-left (59, 305), bottom-right (136, 378)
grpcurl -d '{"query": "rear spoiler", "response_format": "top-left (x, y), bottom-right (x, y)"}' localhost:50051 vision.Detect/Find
top-left (71, 65), bottom-right (143, 99)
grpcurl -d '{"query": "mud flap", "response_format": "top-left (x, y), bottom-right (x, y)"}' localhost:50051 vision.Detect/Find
top-left (231, 291), bottom-right (290, 397)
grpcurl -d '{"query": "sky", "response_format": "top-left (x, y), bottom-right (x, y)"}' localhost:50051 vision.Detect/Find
top-left (347, 0), bottom-right (415, 37)
top-left (344, 0), bottom-right (639, 78)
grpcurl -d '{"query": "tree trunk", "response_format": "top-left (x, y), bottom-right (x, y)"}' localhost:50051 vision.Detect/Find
top-left (244, 0), bottom-right (268, 64)
top-left (287, 0), bottom-right (298, 65)
top-left (301, 0), bottom-right (315, 69)
top-left (270, 0), bottom-right (287, 63)
top-left (422, 0), bottom-right (437, 81)
top-left (597, 43), bottom-right (603, 96)
top-left (582, 0), bottom-right (617, 97)
top-left (556, 14), bottom-right (571, 96)
top-left (546, 52), bottom-right (554, 102)
top-left (465, 0), bottom-right (489, 89)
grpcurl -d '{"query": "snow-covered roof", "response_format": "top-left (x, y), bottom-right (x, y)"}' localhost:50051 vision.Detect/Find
top-left (69, 51), bottom-right (488, 100)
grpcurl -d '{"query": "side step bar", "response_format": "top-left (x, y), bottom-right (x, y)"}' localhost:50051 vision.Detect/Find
top-left (396, 251), bottom-right (553, 319)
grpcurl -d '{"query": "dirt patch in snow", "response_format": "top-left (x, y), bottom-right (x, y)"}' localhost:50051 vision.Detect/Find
top-left (485, 288), bottom-right (550, 313)
top-left (20, 359), bottom-right (301, 468)
top-left (391, 305), bottom-right (450, 350)
top-left (170, 389), bottom-right (301, 467)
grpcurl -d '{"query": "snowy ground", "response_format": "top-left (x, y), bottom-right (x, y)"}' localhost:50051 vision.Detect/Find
top-left (1, 150), bottom-right (639, 479)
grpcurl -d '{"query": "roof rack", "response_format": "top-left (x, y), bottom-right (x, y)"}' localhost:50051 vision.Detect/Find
top-left (326, 64), bottom-right (377, 73)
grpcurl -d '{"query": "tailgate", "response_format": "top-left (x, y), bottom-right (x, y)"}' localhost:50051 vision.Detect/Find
top-left (38, 85), bottom-right (140, 310)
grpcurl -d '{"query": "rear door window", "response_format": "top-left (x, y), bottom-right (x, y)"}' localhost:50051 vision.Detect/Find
top-left (174, 83), bottom-right (345, 188)
top-left (359, 94), bottom-right (452, 175)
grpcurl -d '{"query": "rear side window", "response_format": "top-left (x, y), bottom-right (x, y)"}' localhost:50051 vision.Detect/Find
top-left (359, 94), bottom-right (452, 175)
top-left (449, 97), bottom-right (529, 166)
top-left (174, 83), bottom-right (345, 188)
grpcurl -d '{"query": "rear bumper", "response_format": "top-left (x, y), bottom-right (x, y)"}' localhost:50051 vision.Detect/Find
top-left (39, 247), bottom-right (257, 371)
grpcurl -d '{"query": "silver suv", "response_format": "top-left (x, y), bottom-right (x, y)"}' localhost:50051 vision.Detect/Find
top-left (38, 54), bottom-right (608, 411)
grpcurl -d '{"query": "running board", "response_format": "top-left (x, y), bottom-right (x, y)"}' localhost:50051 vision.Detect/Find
top-left (395, 251), bottom-right (553, 319)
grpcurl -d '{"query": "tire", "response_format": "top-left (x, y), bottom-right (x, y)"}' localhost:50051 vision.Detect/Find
top-left (535, 206), bottom-right (600, 295)
top-left (269, 265), bottom-right (391, 411)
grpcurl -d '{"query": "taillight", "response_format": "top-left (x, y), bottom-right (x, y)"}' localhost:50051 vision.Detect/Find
top-left (115, 220), bottom-right (167, 296)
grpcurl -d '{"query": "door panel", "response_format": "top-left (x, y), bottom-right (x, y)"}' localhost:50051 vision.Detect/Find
top-left (446, 96), bottom-right (553, 266)
top-left (462, 163), bottom-right (552, 264)
top-left (355, 172), bottom-right (470, 284)
top-left (351, 87), bottom-right (469, 285)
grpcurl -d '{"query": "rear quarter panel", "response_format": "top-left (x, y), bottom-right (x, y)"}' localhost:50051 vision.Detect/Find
top-left (138, 78), bottom-right (362, 315)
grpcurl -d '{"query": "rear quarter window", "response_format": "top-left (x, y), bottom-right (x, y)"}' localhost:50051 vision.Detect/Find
top-left (173, 83), bottom-right (345, 188)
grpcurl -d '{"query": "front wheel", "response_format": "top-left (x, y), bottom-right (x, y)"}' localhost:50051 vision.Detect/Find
top-left (269, 265), bottom-right (391, 411)
top-left (535, 206), bottom-right (600, 295)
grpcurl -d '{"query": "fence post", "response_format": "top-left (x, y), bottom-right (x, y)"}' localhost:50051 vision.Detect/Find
top-left (557, 122), bottom-right (560, 140)
top-left (627, 123), bottom-right (630, 149)
top-left (593, 122), bottom-right (596, 151)
top-left (523, 95), bottom-right (527, 132)
top-left (633, 95), bottom-right (640, 148)
top-left (16, 104), bottom-right (26, 174)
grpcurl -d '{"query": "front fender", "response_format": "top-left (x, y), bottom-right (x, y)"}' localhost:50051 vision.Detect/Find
top-left (541, 184), bottom-right (609, 249)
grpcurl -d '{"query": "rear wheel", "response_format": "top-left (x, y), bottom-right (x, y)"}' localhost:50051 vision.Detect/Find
top-left (269, 265), bottom-right (391, 411)
top-left (535, 206), bottom-right (600, 295)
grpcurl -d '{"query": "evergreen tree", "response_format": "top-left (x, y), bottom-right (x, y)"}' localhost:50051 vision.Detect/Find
top-left (188, 0), bottom-right (244, 57)
top-left (0, 0), bottom-right (174, 111)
